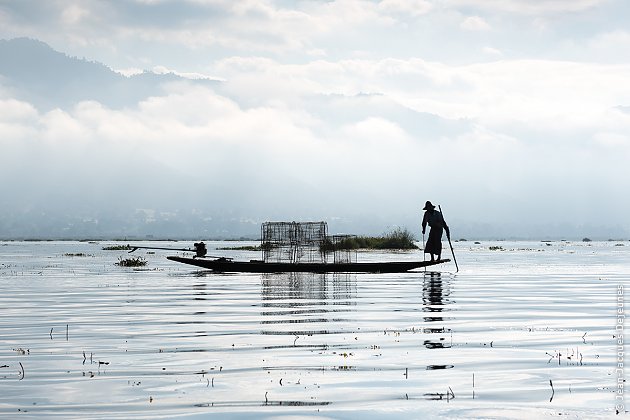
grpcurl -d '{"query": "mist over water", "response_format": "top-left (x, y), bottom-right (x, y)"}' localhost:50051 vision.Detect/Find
top-left (0, 240), bottom-right (627, 418)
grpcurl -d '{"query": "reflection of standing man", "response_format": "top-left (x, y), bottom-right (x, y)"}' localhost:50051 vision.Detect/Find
top-left (422, 201), bottom-right (450, 262)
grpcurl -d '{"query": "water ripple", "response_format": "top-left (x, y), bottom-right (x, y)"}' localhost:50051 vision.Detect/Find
top-left (0, 240), bottom-right (626, 418)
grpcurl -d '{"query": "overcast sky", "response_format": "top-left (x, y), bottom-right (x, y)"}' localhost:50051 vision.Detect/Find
top-left (1, 0), bottom-right (629, 238)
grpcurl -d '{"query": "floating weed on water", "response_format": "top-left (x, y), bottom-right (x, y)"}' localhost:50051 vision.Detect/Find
top-left (103, 245), bottom-right (132, 251)
top-left (319, 228), bottom-right (418, 251)
top-left (217, 245), bottom-right (262, 251)
top-left (115, 256), bottom-right (147, 267)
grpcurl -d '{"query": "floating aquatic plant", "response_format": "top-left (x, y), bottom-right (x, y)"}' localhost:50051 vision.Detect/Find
top-left (103, 245), bottom-right (132, 251)
top-left (115, 256), bottom-right (147, 267)
top-left (320, 228), bottom-right (418, 251)
top-left (217, 245), bottom-right (262, 251)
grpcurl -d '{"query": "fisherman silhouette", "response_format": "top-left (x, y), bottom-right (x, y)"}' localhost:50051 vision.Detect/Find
top-left (422, 201), bottom-right (450, 262)
top-left (193, 242), bottom-right (207, 258)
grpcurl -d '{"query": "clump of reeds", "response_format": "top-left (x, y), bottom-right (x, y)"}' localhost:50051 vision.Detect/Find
top-left (489, 246), bottom-right (504, 251)
top-left (103, 244), bottom-right (132, 251)
top-left (217, 245), bottom-right (262, 251)
top-left (115, 256), bottom-right (147, 267)
top-left (320, 228), bottom-right (418, 251)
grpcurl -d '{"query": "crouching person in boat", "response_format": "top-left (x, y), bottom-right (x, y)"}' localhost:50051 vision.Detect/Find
top-left (422, 201), bottom-right (450, 262)
top-left (193, 242), bottom-right (207, 259)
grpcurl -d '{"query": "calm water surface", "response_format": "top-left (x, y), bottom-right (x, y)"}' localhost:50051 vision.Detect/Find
top-left (0, 240), bottom-right (627, 419)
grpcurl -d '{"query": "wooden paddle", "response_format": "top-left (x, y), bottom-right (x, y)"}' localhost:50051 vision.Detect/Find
top-left (438, 205), bottom-right (459, 272)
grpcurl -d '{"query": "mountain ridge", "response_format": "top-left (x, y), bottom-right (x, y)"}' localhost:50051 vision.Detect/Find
top-left (0, 37), bottom-right (219, 110)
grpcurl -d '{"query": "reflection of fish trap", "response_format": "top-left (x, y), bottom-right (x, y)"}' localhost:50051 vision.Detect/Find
top-left (330, 235), bottom-right (357, 264)
top-left (261, 222), bottom-right (328, 263)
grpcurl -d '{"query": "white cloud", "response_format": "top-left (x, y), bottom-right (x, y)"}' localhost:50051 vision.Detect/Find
top-left (460, 16), bottom-right (491, 31)
top-left (0, 98), bottom-right (38, 121)
top-left (341, 116), bottom-right (410, 147)
top-left (151, 65), bottom-right (224, 81)
top-left (392, 59), bottom-right (630, 132)
top-left (482, 46), bottom-right (502, 55)
top-left (378, 0), bottom-right (433, 17)
top-left (584, 30), bottom-right (630, 62)
top-left (594, 131), bottom-right (629, 147)
top-left (115, 67), bottom-right (145, 77)
top-left (0, 74), bottom-right (628, 235)
top-left (212, 55), bottom-right (630, 135)
top-left (61, 5), bottom-right (90, 25)
top-left (447, 0), bottom-right (607, 15)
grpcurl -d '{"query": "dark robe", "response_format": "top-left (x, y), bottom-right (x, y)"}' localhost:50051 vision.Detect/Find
top-left (422, 209), bottom-right (449, 256)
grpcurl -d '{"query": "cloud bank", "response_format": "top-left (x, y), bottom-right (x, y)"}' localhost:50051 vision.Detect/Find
top-left (0, 1), bottom-right (629, 239)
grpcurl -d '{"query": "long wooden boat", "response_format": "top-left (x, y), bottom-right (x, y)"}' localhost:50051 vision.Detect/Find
top-left (167, 256), bottom-right (450, 273)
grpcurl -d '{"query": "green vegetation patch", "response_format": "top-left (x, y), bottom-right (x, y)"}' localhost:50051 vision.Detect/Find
top-left (103, 244), bottom-right (132, 251)
top-left (217, 245), bottom-right (262, 251)
top-left (321, 228), bottom-right (418, 251)
top-left (115, 256), bottom-right (147, 267)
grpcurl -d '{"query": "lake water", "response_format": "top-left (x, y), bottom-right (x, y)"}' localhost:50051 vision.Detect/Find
top-left (0, 240), bottom-right (627, 419)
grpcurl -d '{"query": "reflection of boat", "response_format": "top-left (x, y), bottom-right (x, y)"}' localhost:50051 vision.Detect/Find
top-left (167, 256), bottom-right (450, 273)
top-left (261, 272), bottom-right (356, 302)
top-left (259, 273), bottom-right (356, 341)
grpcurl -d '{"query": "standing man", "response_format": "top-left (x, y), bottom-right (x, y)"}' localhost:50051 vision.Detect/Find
top-left (422, 201), bottom-right (450, 262)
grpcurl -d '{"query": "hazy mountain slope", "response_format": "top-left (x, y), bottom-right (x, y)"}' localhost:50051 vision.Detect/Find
top-left (0, 37), bottom-right (218, 110)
